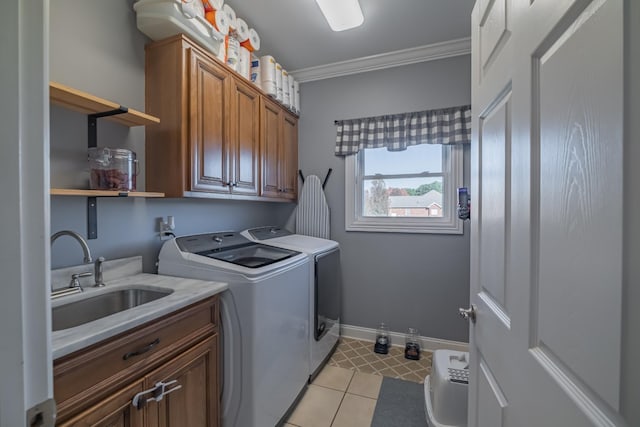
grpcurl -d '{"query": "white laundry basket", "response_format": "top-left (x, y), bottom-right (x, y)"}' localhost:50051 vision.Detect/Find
top-left (424, 349), bottom-right (469, 427)
top-left (133, 0), bottom-right (224, 57)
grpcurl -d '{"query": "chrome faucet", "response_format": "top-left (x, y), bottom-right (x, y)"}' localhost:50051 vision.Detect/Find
top-left (50, 230), bottom-right (93, 298)
top-left (51, 230), bottom-right (93, 264)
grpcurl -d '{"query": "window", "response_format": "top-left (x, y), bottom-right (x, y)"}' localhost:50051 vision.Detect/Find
top-left (345, 143), bottom-right (463, 234)
top-left (336, 105), bottom-right (470, 233)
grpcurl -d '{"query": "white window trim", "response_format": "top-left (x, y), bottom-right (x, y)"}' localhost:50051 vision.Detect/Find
top-left (345, 145), bottom-right (464, 234)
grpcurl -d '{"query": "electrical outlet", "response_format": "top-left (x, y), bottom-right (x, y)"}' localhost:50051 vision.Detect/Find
top-left (159, 216), bottom-right (175, 240)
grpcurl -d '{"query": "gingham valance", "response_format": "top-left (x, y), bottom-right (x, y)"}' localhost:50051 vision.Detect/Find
top-left (334, 105), bottom-right (471, 156)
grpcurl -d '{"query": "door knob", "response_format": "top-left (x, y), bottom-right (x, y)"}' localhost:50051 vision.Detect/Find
top-left (459, 305), bottom-right (477, 323)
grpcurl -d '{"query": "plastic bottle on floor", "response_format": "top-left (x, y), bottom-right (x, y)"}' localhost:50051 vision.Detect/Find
top-left (374, 322), bottom-right (390, 354)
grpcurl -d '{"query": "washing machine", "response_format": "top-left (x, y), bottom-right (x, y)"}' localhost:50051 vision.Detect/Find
top-left (158, 232), bottom-right (310, 427)
top-left (242, 226), bottom-right (341, 380)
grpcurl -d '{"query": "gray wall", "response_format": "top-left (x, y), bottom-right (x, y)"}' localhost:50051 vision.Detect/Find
top-left (298, 56), bottom-right (471, 343)
top-left (49, 0), bottom-right (294, 271)
top-left (49, 0), bottom-right (471, 343)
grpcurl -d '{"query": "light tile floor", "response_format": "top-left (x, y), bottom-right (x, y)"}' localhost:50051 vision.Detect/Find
top-left (286, 338), bottom-right (432, 427)
top-left (286, 367), bottom-right (380, 427)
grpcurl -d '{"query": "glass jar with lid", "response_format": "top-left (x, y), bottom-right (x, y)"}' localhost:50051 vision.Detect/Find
top-left (88, 147), bottom-right (137, 191)
top-left (404, 327), bottom-right (421, 360)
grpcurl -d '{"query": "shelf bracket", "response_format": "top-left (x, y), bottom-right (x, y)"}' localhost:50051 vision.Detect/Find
top-left (88, 107), bottom-right (128, 148)
top-left (87, 196), bottom-right (98, 239)
top-left (86, 107), bottom-right (128, 239)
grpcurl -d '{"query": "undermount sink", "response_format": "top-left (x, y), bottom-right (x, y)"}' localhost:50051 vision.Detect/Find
top-left (52, 287), bottom-right (173, 331)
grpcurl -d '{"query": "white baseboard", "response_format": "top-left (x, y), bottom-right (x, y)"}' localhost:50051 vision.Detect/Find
top-left (340, 324), bottom-right (469, 353)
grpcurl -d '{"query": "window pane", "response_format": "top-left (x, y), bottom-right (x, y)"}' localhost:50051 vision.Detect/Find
top-left (363, 144), bottom-right (443, 175)
top-left (363, 177), bottom-right (443, 217)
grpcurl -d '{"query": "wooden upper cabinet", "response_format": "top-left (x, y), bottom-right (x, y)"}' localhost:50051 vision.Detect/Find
top-left (189, 48), bottom-right (231, 194)
top-left (260, 97), bottom-right (298, 200)
top-left (144, 37), bottom-right (188, 197)
top-left (228, 77), bottom-right (260, 196)
top-left (145, 34), bottom-right (297, 201)
top-left (281, 112), bottom-right (299, 200)
top-left (260, 96), bottom-right (282, 198)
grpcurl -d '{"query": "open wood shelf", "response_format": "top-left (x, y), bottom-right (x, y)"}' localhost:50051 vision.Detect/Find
top-left (49, 83), bottom-right (162, 239)
top-left (50, 188), bottom-right (164, 198)
top-left (49, 82), bottom-right (160, 127)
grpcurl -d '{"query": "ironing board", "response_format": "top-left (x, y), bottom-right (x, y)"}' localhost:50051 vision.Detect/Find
top-left (296, 175), bottom-right (330, 239)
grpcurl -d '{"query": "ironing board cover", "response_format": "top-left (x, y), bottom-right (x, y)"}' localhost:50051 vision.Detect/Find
top-left (296, 175), bottom-right (330, 239)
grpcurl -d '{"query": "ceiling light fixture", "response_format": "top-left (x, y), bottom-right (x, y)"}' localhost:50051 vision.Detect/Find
top-left (315, 0), bottom-right (364, 32)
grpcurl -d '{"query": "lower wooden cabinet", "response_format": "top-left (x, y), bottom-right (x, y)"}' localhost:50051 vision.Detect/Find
top-left (59, 380), bottom-right (145, 427)
top-left (54, 296), bottom-right (220, 427)
top-left (145, 336), bottom-right (218, 427)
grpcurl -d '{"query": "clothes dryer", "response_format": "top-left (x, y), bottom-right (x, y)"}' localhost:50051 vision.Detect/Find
top-left (158, 232), bottom-right (310, 427)
top-left (242, 227), bottom-right (341, 380)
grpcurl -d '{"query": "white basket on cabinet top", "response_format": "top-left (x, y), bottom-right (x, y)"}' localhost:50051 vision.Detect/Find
top-left (134, 0), bottom-right (224, 58)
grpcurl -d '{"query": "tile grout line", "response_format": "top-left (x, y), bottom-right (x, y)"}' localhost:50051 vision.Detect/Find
top-left (346, 391), bottom-right (379, 401)
top-left (326, 369), bottom-right (354, 427)
top-left (334, 369), bottom-right (380, 427)
top-left (328, 388), bottom-right (348, 427)
top-left (344, 369), bottom-right (356, 394)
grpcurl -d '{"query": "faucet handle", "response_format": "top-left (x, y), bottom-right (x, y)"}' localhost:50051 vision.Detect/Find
top-left (70, 271), bottom-right (92, 291)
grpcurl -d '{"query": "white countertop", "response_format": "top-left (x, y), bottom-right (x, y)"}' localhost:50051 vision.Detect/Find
top-left (51, 265), bottom-right (227, 359)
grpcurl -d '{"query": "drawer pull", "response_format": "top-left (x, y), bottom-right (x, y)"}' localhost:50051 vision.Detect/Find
top-left (123, 338), bottom-right (160, 360)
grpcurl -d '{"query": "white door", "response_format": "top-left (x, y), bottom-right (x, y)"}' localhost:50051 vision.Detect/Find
top-left (469, 0), bottom-right (627, 425)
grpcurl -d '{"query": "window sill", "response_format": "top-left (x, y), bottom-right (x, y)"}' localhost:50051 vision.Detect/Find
top-left (345, 217), bottom-right (464, 235)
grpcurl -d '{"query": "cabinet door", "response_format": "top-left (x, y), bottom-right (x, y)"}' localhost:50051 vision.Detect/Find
top-left (145, 335), bottom-right (219, 427)
top-left (260, 97), bottom-right (282, 198)
top-left (189, 49), bottom-right (231, 194)
top-left (228, 77), bottom-right (260, 195)
top-left (58, 380), bottom-right (145, 427)
top-left (280, 112), bottom-right (298, 200)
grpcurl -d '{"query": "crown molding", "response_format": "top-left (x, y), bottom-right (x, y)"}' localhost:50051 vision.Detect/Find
top-left (290, 37), bottom-right (471, 83)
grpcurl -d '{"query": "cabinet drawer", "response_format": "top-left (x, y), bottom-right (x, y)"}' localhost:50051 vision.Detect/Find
top-left (55, 296), bottom-right (218, 421)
